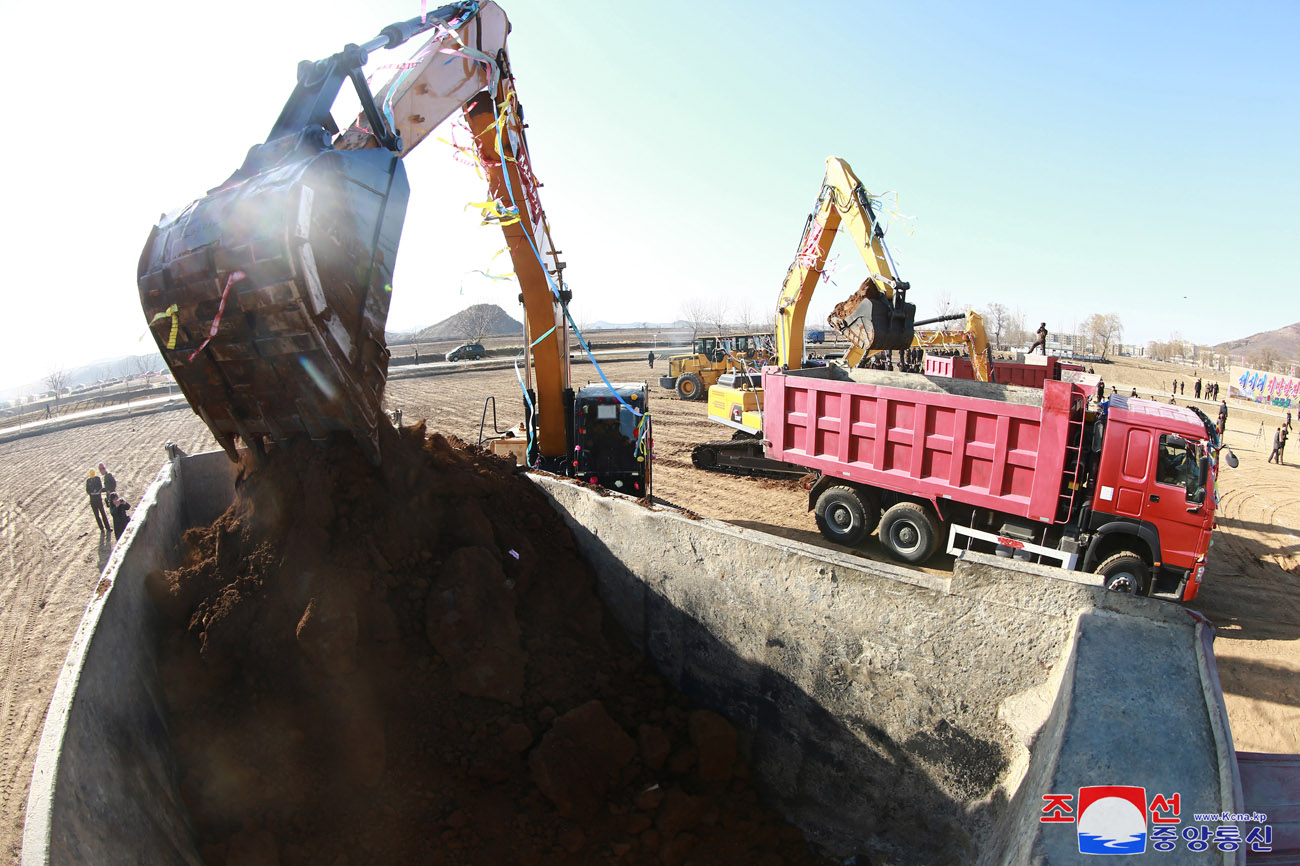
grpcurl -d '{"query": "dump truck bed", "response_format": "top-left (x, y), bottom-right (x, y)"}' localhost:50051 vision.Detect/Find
top-left (763, 366), bottom-right (1087, 523)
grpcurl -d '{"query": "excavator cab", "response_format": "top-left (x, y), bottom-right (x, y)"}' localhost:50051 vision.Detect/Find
top-left (137, 11), bottom-right (458, 464)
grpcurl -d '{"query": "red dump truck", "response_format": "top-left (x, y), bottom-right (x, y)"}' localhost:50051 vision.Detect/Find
top-left (765, 367), bottom-right (1222, 601)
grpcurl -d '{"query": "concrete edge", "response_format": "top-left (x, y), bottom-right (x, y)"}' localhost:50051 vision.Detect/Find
top-left (19, 458), bottom-right (179, 865)
top-left (954, 550), bottom-right (1197, 627)
top-left (1195, 619), bottom-right (1246, 828)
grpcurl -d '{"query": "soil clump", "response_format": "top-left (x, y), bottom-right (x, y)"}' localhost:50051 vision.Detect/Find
top-left (150, 422), bottom-right (832, 866)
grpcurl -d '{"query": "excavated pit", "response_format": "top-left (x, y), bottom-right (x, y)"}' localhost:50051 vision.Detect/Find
top-left (146, 423), bottom-right (833, 866)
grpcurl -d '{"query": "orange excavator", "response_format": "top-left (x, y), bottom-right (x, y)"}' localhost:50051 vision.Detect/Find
top-left (137, 3), bottom-right (650, 496)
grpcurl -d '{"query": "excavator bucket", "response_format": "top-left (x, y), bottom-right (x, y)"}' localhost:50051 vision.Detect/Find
top-left (829, 277), bottom-right (917, 354)
top-left (137, 148), bottom-right (409, 464)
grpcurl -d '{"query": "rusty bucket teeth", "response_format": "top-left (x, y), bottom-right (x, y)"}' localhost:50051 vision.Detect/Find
top-left (138, 147), bottom-right (410, 464)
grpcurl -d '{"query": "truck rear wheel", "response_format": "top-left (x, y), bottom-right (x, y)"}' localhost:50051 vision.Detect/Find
top-left (879, 502), bottom-right (941, 564)
top-left (1096, 552), bottom-right (1146, 594)
top-left (676, 373), bottom-right (704, 401)
top-left (814, 486), bottom-right (880, 546)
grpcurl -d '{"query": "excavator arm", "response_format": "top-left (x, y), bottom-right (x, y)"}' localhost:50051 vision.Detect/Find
top-left (774, 156), bottom-right (915, 369)
top-left (137, 2), bottom-right (576, 466)
top-left (911, 310), bottom-right (993, 381)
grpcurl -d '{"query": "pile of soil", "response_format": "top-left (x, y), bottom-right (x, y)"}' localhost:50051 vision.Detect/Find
top-left (149, 423), bottom-right (834, 866)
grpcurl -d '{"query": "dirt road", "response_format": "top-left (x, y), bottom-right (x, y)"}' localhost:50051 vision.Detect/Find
top-left (2, 356), bottom-right (1297, 862)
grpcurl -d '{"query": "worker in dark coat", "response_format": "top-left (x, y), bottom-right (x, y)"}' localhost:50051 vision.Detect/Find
top-left (1030, 322), bottom-right (1048, 355)
top-left (98, 463), bottom-right (116, 498)
top-left (1095, 378), bottom-right (1105, 403)
top-left (1268, 428), bottom-right (1284, 464)
top-left (85, 469), bottom-right (107, 532)
top-left (648, 351), bottom-right (656, 369)
top-left (108, 493), bottom-right (131, 541)
top-left (1217, 400), bottom-right (1228, 436)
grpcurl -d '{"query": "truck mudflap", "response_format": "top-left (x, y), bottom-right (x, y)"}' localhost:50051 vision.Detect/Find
top-left (137, 147), bottom-right (409, 464)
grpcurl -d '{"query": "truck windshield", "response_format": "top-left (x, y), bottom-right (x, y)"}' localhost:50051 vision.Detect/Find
top-left (1156, 434), bottom-right (1199, 495)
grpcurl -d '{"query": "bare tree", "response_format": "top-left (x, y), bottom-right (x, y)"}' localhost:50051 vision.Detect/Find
top-left (982, 302), bottom-right (1010, 349)
top-left (44, 369), bottom-right (69, 408)
top-left (933, 291), bottom-right (959, 321)
top-left (450, 303), bottom-right (499, 343)
top-left (705, 299), bottom-right (731, 337)
top-left (1004, 307), bottom-right (1028, 348)
top-left (680, 299), bottom-right (710, 343)
top-left (1084, 313), bottom-right (1124, 359)
top-left (1249, 346), bottom-right (1281, 372)
top-left (134, 353), bottom-right (165, 377)
top-left (733, 301), bottom-right (763, 335)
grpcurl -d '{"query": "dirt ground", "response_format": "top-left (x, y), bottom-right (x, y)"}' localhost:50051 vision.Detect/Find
top-left (1, 354), bottom-right (1298, 863)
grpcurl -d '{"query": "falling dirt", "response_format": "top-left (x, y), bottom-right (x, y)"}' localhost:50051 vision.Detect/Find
top-left (148, 422), bottom-right (833, 866)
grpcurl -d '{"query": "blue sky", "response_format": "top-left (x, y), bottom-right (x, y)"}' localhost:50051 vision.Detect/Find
top-left (2, 0), bottom-right (1295, 392)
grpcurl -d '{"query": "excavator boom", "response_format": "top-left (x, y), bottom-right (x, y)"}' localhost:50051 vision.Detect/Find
top-left (775, 157), bottom-right (915, 369)
top-left (137, 2), bottom-right (574, 466)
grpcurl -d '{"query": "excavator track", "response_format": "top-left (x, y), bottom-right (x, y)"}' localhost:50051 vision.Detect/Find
top-left (690, 438), bottom-right (809, 479)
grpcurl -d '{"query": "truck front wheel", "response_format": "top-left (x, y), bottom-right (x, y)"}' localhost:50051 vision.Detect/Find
top-left (879, 502), bottom-right (941, 564)
top-left (1096, 552), bottom-right (1147, 594)
top-left (814, 486), bottom-right (880, 546)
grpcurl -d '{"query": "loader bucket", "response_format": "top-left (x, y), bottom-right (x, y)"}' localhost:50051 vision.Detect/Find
top-left (138, 147), bottom-right (409, 464)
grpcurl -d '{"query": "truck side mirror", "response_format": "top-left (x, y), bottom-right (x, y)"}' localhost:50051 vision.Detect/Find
top-left (1187, 455), bottom-right (1211, 508)
top-left (1224, 449), bottom-right (1239, 469)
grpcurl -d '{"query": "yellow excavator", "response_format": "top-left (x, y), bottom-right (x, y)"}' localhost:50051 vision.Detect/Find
top-left (696, 157), bottom-right (990, 475)
top-left (137, 2), bottom-right (650, 496)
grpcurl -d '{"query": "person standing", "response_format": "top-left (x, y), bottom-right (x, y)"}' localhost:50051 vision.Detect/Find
top-left (1194, 378), bottom-right (1202, 399)
top-left (1268, 427), bottom-right (1283, 464)
top-left (1282, 426), bottom-right (1290, 465)
top-left (108, 493), bottom-right (131, 541)
top-left (85, 469), bottom-right (107, 532)
top-left (1217, 400), bottom-right (1228, 437)
top-left (1095, 378), bottom-right (1105, 404)
top-left (648, 351), bottom-right (656, 370)
top-left (1180, 381), bottom-right (1185, 395)
top-left (98, 463), bottom-right (116, 499)
top-left (1030, 322), bottom-right (1048, 355)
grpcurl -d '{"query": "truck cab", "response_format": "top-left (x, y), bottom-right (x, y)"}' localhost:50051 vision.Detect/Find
top-left (1086, 397), bottom-right (1217, 601)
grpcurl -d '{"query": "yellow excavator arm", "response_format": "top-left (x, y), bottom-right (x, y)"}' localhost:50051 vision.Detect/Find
top-left (911, 310), bottom-right (992, 381)
top-left (774, 156), bottom-right (915, 369)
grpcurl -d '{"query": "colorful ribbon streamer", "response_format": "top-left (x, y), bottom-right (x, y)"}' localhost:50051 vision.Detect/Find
top-left (188, 270), bottom-right (245, 362)
top-left (149, 304), bottom-right (180, 350)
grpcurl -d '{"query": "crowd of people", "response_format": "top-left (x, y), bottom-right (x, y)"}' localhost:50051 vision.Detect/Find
top-left (1170, 377), bottom-right (1220, 400)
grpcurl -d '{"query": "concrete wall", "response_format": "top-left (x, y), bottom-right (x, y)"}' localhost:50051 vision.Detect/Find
top-left (533, 476), bottom-right (1240, 864)
top-left (22, 451), bottom-right (238, 866)
top-left (23, 453), bottom-right (1240, 865)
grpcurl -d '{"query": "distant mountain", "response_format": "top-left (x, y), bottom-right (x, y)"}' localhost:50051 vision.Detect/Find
top-left (1214, 322), bottom-right (1300, 363)
top-left (0, 352), bottom-right (166, 402)
top-left (411, 304), bottom-right (523, 342)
